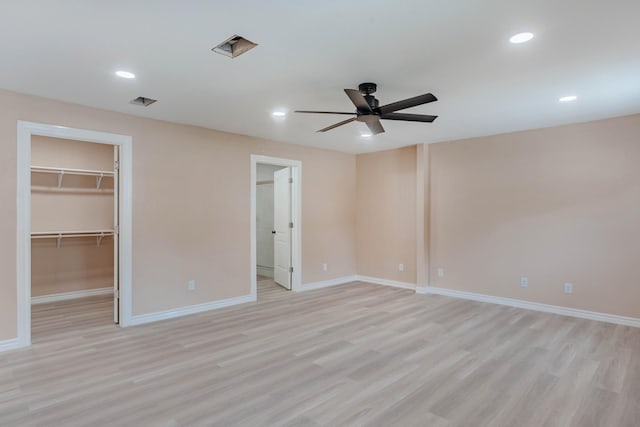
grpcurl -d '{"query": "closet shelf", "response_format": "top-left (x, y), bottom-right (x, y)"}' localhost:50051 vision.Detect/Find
top-left (31, 229), bottom-right (115, 248)
top-left (31, 165), bottom-right (114, 189)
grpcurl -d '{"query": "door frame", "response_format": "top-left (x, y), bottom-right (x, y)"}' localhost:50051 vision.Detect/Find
top-left (16, 121), bottom-right (134, 349)
top-left (250, 155), bottom-right (302, 297)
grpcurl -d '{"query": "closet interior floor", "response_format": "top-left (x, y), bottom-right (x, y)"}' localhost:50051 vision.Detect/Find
top-left (257, 277), bottom-right (290, 301)
top-left (31, 294), bottom-right (116, 344)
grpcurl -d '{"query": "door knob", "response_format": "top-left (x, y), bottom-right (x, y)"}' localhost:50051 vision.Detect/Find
top-left (272, 230), bottom-right (276, 234)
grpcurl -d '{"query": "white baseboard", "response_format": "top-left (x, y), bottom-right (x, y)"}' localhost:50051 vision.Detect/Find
top-left (0, 338), bottom-right (22, 353)
top-left (417, 286), bottom-right (640, 328)
top-left (32, 287), bottom-right (113, 304)
top-left (257, 265), bottom-right (274, 278)
top-left (128, 294), bottom-right (256, 326)
top-left (356, 275), bottom-right (416, 290)
top-left (300, 275), bottom-right (358, 291)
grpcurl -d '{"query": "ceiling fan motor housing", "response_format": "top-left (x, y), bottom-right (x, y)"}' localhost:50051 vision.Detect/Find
top-left (358, 83), bottom-right (379, 111)
top-left (363, 95), bottom-right (379, 110)
top-left (358, 82), bottom-right (377, 95)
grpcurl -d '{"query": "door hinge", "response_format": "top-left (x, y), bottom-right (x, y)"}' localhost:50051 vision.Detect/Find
top-left (114, 160), bottom-right (120, 171)
top-left (115, 289), bottom-right (120, 299)
top-left (289, 267), bottom-right (294, 273)
top-left (114, 225), bottom-right (120, 234)
top-left (288, 177), bottom-right (293, 184)
top-left (289, 222), bottom-right (294, 229)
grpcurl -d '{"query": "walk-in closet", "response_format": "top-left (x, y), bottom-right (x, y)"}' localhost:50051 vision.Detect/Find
top-left (30, 136), bottom-right (118, 339)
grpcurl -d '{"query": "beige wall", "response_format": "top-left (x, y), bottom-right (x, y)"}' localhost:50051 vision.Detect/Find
top-left (356, 146), bottom-right (417, 284)
top-left (430, 114), bottom-right (640, 318)
top-left (0, 89), bottom-right (357, 341)
top-left (3, 85), bottom-right (637, 341)
top-left (31, 136), bottom-right (115, 297)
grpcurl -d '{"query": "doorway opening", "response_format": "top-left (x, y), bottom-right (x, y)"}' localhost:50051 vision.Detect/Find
top-left (250, 155), bottom-right (301, 300)
top-left (16, 122), bottom-right (133, 349)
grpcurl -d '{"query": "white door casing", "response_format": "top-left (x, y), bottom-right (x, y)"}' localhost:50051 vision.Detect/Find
top-left (250, 155), bottom-right (301, 299)
top-left (273, 167), bottom-right (292, 289)
top-left (15, 121), bottom-right (133, 352)
top-left (113, 145), bottom-right (120, 323)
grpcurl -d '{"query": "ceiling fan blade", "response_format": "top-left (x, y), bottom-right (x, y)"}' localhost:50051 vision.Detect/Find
top-left (317, 117), bottom-right (357, 132)
top-left (378, 93), bottom-right (437, 114)
top-left (366, 119), bottom-right (385, 135)
top-left (344, 89), bottom-right (372, 112)
top-left (380, 113), bottom-right (438, 122)
top-left (295, 110), bottom-right (356, 115)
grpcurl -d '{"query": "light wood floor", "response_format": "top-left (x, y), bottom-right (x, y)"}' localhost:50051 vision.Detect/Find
top-left (1, 282), bottom-right (639, 426)
top-left (258, 277), bottom-right (290, 302)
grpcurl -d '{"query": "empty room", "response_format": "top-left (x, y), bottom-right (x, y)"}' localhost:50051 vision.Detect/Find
top-left (1, 1), bottom-right (639, 426)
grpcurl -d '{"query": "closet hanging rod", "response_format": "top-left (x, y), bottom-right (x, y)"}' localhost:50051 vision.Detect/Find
top-left (31, 229), bottom-right (115, 237)
top-left (31, 233), bottom-right (114, 239)
top-left (31, 166), bottom-right (115, 177)
top-left (31, 230), bottom-right (115, 248)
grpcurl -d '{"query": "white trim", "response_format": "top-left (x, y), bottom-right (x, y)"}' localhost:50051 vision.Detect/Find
top-left (128, 294), bottom-right (256, 326)
top-left (250, 155), bottom-right (302, 298)
top-left (300, 275), bottom-right (358, 291)
top-left (15, 121), bottom-right (134, 353)
top-left (31, 287), bottom-right (113, 305)
top-left (0, 338), bottom-right (21, 353)
top-left (356, 275), bottom-right (417, 290)
top-left (417, 286), bottom-right (640, 328)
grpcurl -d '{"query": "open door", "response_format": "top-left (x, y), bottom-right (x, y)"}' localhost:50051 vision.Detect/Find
top-left (113, 146), bottom-right (120, 323)
top-left (273, 167), bottom-right (292, 289)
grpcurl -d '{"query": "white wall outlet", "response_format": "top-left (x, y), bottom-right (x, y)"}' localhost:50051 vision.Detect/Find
top-left (322, 263), bottom-right (328, 272)
top-left (437, 268), bottom-right (445, 278)
top-left (520, 277), bottom-right (528, 288)
top-left (188, 279), bottom-right (196, 291)
top-left (564, 282), bottom-right (573, 294)
top-left (398, 263), bottom-right (404, 272)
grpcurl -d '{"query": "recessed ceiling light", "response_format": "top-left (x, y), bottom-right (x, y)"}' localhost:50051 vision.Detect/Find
top-left (115, 70), bottom-right (136, 79)
top-left (360, 133), bottom-right (372, 138)
top-left (509, 32), bottom-right (534, 44)
top-left (272, 111), bottom-right (286, 117)
top-left (559, 95), bottom-right (577, 102)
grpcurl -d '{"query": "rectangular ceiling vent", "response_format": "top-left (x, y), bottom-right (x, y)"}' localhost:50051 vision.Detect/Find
top-left (212, 35), bottom-right (258, 58)
top-left (130, 96), bottom-right (157, 107)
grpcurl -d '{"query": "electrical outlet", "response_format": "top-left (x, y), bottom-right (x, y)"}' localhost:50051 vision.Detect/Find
top-left (188, 279), bottom-right (196, 291)
top-left (520, 277), bottom-right (528, 288)
top-left (398, 263), bottom-right (404, 272)
top-left (564, 282), bottom-right (573, 294)
top-left (322, 263), bottom-right (328, 272)
top-left (437, 268), bottom-right (444, 278)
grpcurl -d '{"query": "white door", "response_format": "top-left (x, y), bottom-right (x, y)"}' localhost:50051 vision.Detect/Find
top-left (113, 146), bottom-right (120, 323)
top-left (273, 167), bottom-right (292, 289)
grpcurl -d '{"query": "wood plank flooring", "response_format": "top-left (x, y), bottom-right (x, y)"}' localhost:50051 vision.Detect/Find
top-left (1, 281), bottom-right (639, 426)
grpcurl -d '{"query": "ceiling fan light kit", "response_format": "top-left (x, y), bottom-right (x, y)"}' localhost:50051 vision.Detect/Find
top-left (295, 82), bottom-right (439, 135)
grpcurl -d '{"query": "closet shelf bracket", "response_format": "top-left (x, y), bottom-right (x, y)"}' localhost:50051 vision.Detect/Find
top-left (96, 173), bottom-right (104, 189)
top-left (57, 170), bottom-right (64, 188)
top-left (56, 233), bottom-right (62, 248)
top-left (97, 232), bottom-right (105, 246)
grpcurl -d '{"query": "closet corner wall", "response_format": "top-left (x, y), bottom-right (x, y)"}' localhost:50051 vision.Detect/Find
top-left (30, 136), bottom-right (116, 304)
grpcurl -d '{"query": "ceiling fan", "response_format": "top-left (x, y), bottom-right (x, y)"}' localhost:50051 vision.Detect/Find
top-left (295, 82), bottom-right (438, 135)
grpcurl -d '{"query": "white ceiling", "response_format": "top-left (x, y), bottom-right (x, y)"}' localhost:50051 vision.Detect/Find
top-left (1, 0), bottom-right (639, 154)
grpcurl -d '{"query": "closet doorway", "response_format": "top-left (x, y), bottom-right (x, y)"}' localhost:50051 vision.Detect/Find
top-left (16, 122), bottom-right (133, 349)
top-left (250, 155), bottom-right (301, 300)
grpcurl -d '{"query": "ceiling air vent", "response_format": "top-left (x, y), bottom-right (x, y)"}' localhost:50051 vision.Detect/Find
top-left (212, 35), bottom-right (258, 58)
top-left (131, 96), bottom-right (157, 107)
